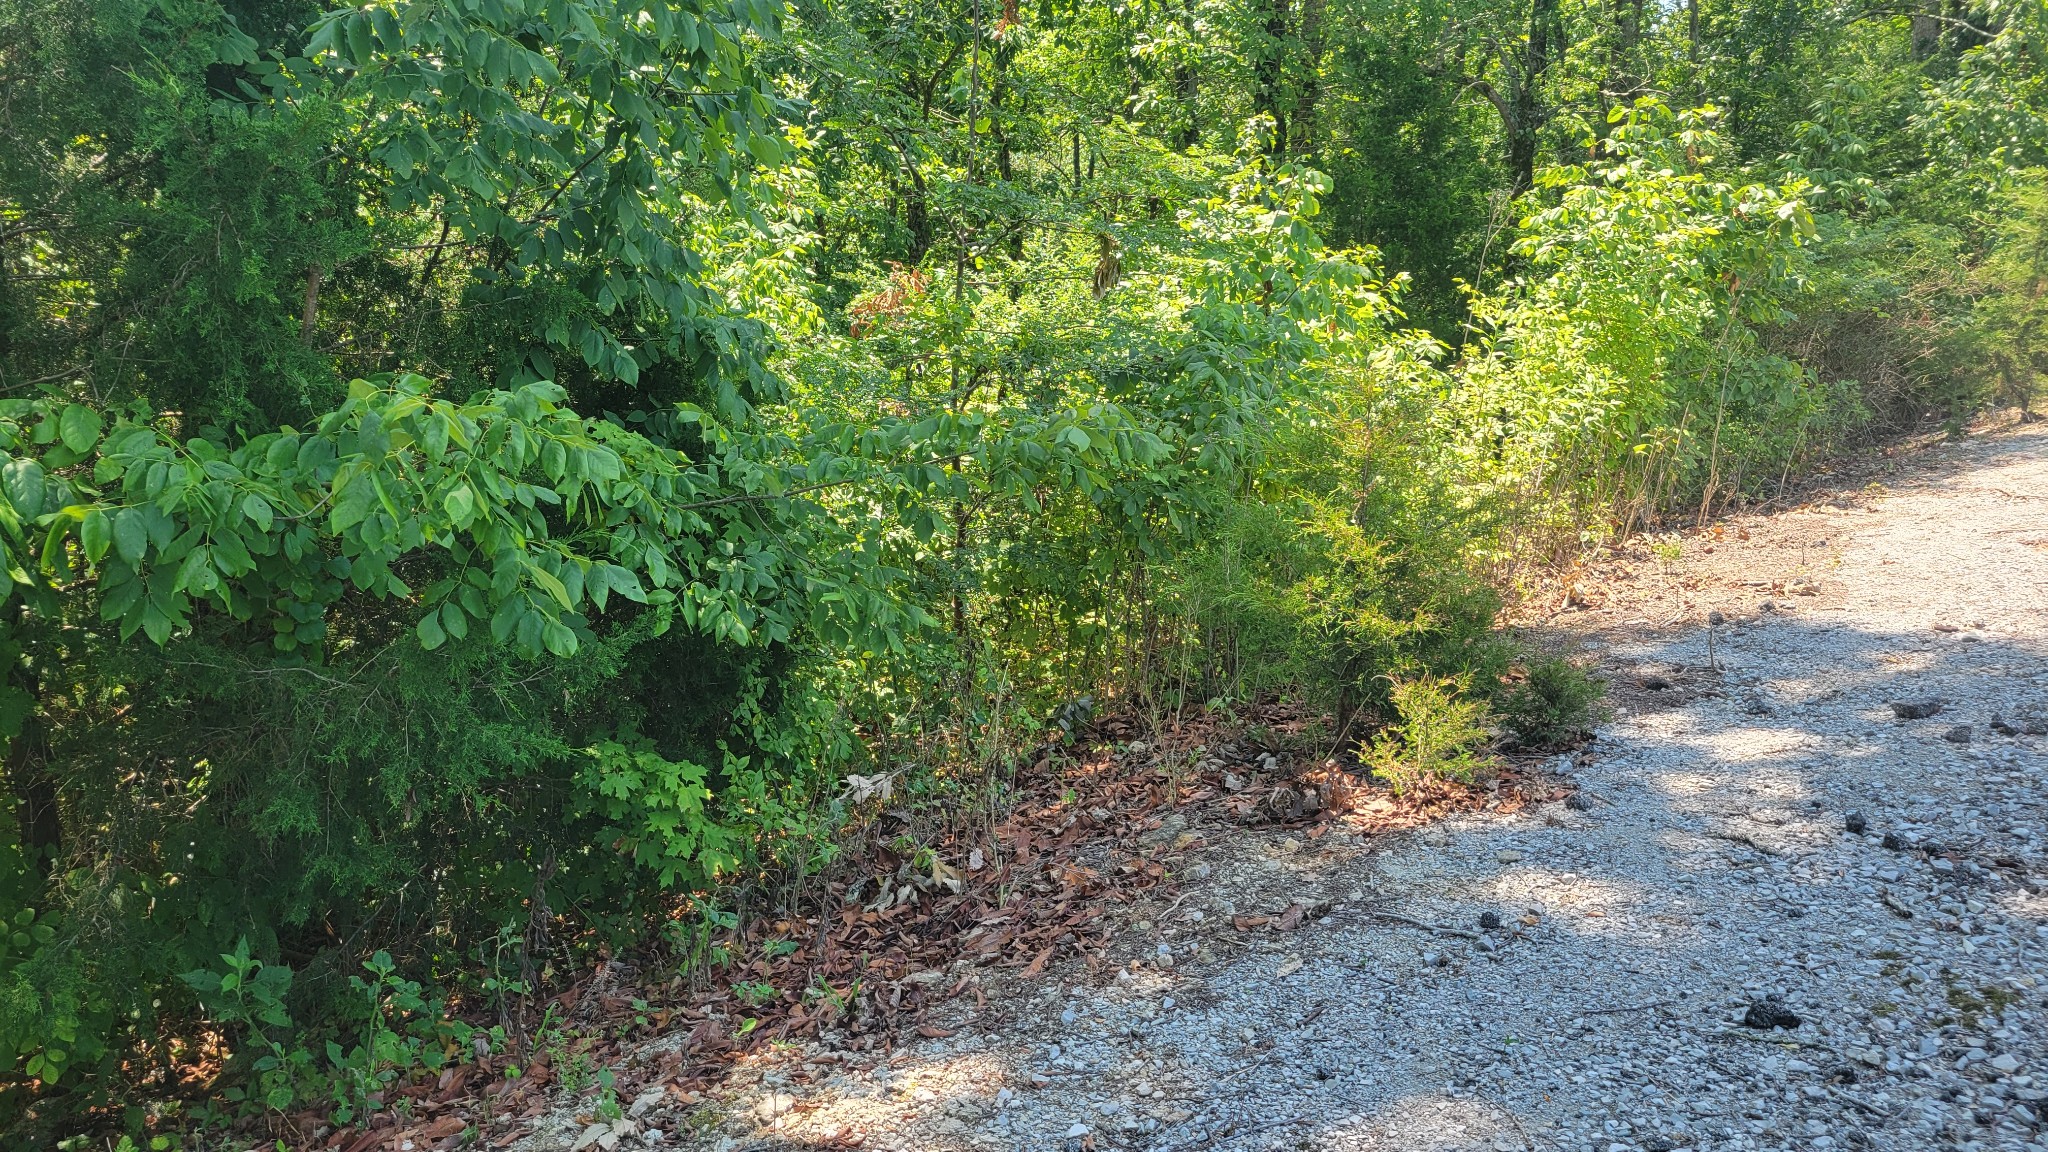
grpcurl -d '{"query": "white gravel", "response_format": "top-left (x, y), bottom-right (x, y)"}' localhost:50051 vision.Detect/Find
top-left (574, 426), bottom-right (2048, 1152)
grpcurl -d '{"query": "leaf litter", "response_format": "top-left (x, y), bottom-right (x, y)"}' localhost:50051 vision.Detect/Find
top-left (280, 702), bottom-right (1568, 1152)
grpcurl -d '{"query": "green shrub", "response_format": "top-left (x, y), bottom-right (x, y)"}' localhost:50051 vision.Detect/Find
top-left (1495, 658), bottom-right (1608, 750)
top-left (1362, 677), bottom-right (1496, 795)
top-left (179, 940), bottom-right (313, 1116)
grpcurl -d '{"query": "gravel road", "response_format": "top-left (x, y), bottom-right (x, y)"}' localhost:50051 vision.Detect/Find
top-left (592, 426), bottom-right (2048, 1152)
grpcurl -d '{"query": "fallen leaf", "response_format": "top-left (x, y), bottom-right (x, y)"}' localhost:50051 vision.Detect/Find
top-left (1021, 945), bottom-right (1056, 978)
top-left (1272, 903), bottom-right (1304, 932)
top-left (1231, 915), bottom-right (1270, 931)
top-left (915, 1025), bottom-right (955, 1038)
top-left (1275, 956), bottom-right (1303, 978)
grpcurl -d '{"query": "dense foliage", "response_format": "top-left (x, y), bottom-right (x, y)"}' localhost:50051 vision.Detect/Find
top-left (3, 0), bottom-right (2045, 1138)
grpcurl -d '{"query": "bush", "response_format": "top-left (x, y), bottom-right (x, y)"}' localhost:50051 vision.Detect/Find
top-left (1362, 677), bottom-right (1496, 795)
top-left (1495, 657), bottom-right (1607, 750)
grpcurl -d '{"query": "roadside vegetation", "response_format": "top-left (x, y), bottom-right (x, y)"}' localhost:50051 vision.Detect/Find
top-left (2, 0), bottom-right (2044, 1141)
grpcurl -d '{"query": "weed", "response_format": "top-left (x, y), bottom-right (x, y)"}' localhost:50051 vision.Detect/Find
top-left (1495, 658), bottom-right (1607, 749)
top-left (557, 1049), bottom-right (598, 1094)
top-left (592, 1068), bottom-right (622, 1121)
top-left (733, 981), bottom-right (778, 1007)
top-left (806, 976), bottom-right (859, 1020)
top-left (1946, 983), bottom-right (1992, 1028)
top-left (1363, 677), bottom-right (1495, 795)
top-left (533, 1004), bottom-right (598, 1092)
top-left (179, 939), bottom-right (312, 1115)
top-left (1651, 539), bottom-right (1684, 574)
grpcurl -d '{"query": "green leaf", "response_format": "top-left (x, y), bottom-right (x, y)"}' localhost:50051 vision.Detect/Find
top-left (58, 405), bottom-right (102, 454)
top-left (79, 510), bottom-right (110, 562)
top-left (346, 12), bottom-right (374, 65)
top-left (542, 619), bottom-right (577, 657)
top-left (443, 485), bottom-right (476, 524)
top-left (113, 508), bottom-right (148, 565)
top-left (2, 460), bottom-right (45, 518)
top-left (440, 600), bottom-right (469, 640)
top-left (241, 494), bottom-right (274, 533)
top-left (173, 546), bottom-right (217, 594)
top-left (530, 565), bottom-right (573, 610)
top-left (417, 610), bottom-right (447, 650)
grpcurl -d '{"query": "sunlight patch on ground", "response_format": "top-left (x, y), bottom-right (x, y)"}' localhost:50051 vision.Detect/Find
top-left (1306, 1092), bottom-right (1530, 1150)
top-left (1659, 724), bottom-right (1828, 764)
top-left (1653, 770), bottom-right (1729, 797)
top-left (730, 1049), bottom-right (1022, 1148)
top-left (1481, 868), bottom-right (1645, 927)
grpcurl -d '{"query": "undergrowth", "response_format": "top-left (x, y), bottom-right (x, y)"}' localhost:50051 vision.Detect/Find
top-left (2, 0), bottom-right (2044, 1141)
top-left (1496, 658), bottom-right (1610, 751)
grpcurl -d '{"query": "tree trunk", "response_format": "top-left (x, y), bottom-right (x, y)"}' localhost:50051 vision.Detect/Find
top-left (1171, 0), bottom-right (1202, 150)
top-left (1509, 0), bottom-right (1558, 193)
top-left (992, 39), bottom-right (1016, 184)
top-left (299, 263), bottom-right (323, 347)
top-left (1292, 0), bottom-right (1326, 161)
top-left (1605, 0), bottom-right (1641, 112)
top-left (3, 612), bottom-right (57, 879)
top-left (1910, 14), bottom-right (1940, 56)
top-left (1252, 0), bottom-right (1292, 156)
top-left (890, 139), bottom-right (933, 262)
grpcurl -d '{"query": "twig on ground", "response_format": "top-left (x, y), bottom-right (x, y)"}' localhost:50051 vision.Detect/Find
top-left (1581, 998), bottom-right (1675, 1016)
top-left (1214, 1054), bottom-right (1282, 1083)
top-left (1362, 910), bottom-right (1481, 940)
top-left (1710, 830), bottom-right (1780, 856)
top-left (1163, 1115), bottom-right (1309, 1151)
top-left (1825, 1084), bottom-right (1888, 1118)
top-left (1477, 1088), bottom-right (1537, 1150)
top-left (1705, 1029), bottom-right (1845, 1060)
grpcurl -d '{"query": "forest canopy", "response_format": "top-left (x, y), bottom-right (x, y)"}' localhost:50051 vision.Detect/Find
top-left (3, 0), bottom-right (2046, 1138)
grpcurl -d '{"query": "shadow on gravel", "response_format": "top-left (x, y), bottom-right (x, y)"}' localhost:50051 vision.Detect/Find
top-left (691, 615), bottom-right (2047, 1152)
top-left (1228, 615), bottom-right (2047, 1152)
